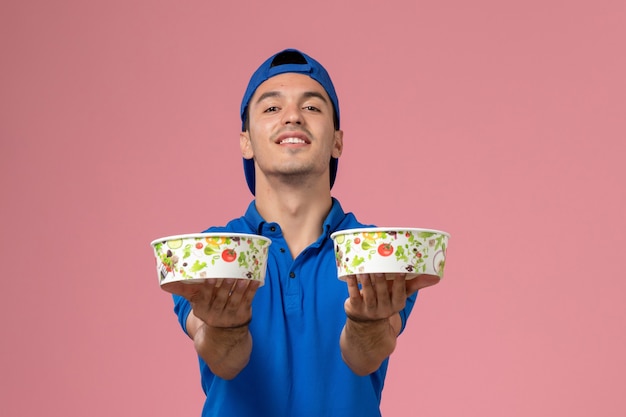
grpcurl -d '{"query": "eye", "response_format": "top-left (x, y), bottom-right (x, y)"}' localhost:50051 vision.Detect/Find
top-left (303, 105), bottom-right (320, 112)
top-left (264, 106), bottom-right (279, 113)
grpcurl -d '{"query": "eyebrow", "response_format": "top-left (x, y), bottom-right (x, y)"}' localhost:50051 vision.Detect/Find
top-left (254, 90), bottom-right (329, 105)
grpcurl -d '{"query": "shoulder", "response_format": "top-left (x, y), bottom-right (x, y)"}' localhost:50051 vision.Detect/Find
top-left (202, 217), bottom-right (255, 234)
top-left (336, 211), bottom-right (375, 231)
top-left (201, 201), bottom-right (261, 234)
top-left (328, 198), bottom-right (375, 231)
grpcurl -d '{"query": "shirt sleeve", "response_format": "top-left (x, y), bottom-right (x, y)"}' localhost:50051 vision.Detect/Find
top-left (398, 291), bottom-right (418, 335)
top-left (172, 294), bottom-right (192, 336)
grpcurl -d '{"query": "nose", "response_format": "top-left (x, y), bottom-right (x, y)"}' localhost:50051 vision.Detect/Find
top-left (281, 103), bottom-right (302, 125)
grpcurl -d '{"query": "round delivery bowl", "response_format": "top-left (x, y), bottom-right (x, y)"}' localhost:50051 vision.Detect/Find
top-left (330, 227), bottom-right (450, 284)
top-left (150, 233), bottom-right (271, 290)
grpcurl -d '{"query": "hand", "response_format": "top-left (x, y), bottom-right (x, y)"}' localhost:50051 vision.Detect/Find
top-left (344, 273), bottom-right (439, 322)
top-left (344, 273), bottom-right (408, 323)
top-left (163, 278), bottom-right (260, 328)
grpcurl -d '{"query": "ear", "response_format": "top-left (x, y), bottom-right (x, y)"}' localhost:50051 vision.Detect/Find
top-left (332, 129), bottom-right (344, 159)
top-left (240, 131), bottom-right (254, 159)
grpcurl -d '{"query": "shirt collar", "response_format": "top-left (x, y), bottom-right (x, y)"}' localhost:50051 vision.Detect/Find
top-left (323, 197), bottom-right (348, 237)
top-left (243, 197), bottom-right (347, 238)
top-left (243, 200), bottom-right (266, 235)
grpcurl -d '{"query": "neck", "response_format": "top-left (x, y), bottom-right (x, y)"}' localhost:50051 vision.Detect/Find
top-left (255, 181), bottom-right (333, 258)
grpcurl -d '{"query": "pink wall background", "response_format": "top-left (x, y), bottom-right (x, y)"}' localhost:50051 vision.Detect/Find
top-left (2, 1), bottom-right (625, 416)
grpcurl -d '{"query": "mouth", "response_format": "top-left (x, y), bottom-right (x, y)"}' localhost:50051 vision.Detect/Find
top-left (275, 131), bottom-right (310, 145)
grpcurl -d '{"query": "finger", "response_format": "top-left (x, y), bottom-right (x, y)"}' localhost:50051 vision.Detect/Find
top-left (221, 279), bottom-right (247, 315)
top-left (185, 280), bottom-right (216, 322)
top-left (359, 274), bottom-right (378, 309)
top-left (407, 274), bottom-right (441, 293)
top-left (241, 279), bottom-right (261, 304)
top-left (187, 279), bottom-right (216, 308)
top-left (219, 280), bottom-right (259, 326)
top-left (373, 273), bottom-right (392, 308)
top-left (186, 279), bottom-right (215, 304)
top-left (356, 273), bottom-right (374, 288)
top-left (345, 275), bottom-right (364, 307)
top-left (203, 278), bottom-right (219, 301)
top-left (228, 279), bottom-right (257, 306)
top-left (211, 278), bottom-right (235, 310)
top-left (390, 273), bottom-right (408, 307)
top-left (344, 275), bottom-right (363, 317)
top-left (161, 280), bottom-right (205, 299)
top-left (227, 279), bottom-right (239, 296)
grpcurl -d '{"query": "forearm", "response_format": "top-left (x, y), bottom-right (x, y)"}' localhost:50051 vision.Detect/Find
top-left (193, 322), bottom-right (252, 380)
top-left (339, 317), bottom-right (397, 376)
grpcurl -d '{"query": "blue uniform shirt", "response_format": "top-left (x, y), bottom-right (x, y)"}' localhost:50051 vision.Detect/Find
top-left (173, 198), bottom-right (418, 417)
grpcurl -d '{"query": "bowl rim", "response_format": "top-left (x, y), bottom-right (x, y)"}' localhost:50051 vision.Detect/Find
top-left (330, 227), bottom-right (450, 239)
top-left (150, 232), bottom-right (272, 247)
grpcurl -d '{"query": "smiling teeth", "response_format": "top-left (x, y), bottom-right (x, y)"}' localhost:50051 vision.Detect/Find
top-left (280, 137), bottom-right (306, 144)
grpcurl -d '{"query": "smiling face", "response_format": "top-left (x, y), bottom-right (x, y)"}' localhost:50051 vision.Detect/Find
top-left (240, 73), bottom-right (343, 192)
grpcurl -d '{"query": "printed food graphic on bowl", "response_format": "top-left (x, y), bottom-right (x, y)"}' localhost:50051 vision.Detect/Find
top-left (152, 235), bottom-right (270, 283)
top-left (332, 229), bottom-right (448, 279)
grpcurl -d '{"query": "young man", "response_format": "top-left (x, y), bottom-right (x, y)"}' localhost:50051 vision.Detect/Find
top-left (166, 49), bottom-right (427, 416)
